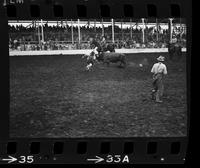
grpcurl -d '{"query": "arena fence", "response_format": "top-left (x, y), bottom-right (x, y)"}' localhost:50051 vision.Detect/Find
top-left (9, 48), bottom-right (187, 56)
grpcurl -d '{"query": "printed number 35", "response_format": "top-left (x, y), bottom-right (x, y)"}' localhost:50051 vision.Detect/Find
top-left (18, 156), bottom-right (34, 164)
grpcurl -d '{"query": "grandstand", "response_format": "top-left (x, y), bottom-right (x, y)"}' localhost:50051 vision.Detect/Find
top-left (9, 18), bottom-right (186, 53)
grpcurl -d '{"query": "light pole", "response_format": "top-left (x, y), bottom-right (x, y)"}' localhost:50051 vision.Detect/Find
top-left (71, 19), bottom-right (74, 45)
top-left (169, 18), bottom-right (173, 43)
top-left (141, 18), bottom-right (145, 44)
top-left (111, 19), bottom-right (115, 43)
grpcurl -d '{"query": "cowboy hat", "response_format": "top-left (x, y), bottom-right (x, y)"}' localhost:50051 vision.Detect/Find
top-left (157, 55), bottom-right (165, 62)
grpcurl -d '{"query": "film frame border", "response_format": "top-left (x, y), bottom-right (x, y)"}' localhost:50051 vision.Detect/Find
top-left (0, 0), bottom-right (192, 165)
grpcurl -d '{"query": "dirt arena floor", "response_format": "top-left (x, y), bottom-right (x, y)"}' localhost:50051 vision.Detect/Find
top-left (9, 53), bottom-right (187, 137)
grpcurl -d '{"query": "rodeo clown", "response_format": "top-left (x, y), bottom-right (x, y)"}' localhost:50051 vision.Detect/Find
top-left (151, 55), bottom-right (167, 103)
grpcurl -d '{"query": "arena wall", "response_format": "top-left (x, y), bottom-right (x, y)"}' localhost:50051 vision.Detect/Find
top-left (9, 48), bottom-right (187, 56)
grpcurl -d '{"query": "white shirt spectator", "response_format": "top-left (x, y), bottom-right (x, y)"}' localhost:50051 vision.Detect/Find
top-left (136, 43), bottom-right (140, 48)
top-left (172, 38), bottom-right (177, 43)
top-left (151, 62), bottom-right (167, 75)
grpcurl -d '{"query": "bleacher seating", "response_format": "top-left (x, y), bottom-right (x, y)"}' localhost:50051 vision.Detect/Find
top-left (8, 23), bottom-right (186, 51)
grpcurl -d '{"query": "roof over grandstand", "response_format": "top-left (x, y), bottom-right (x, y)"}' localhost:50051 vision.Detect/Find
top-left (8, 18), bottom-right (186, 23)
top-left (8, 18), bottom-right (186, 29)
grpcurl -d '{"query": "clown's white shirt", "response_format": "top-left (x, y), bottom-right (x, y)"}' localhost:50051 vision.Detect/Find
top-left (151, 62), bottom-right (167, 75)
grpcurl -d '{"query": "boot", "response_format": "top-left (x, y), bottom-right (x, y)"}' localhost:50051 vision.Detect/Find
top-left (156, 100), bottom-right (163, 103)
top-left (151, 89), bottom-right (156, 100)
top-left (155, 92), bottom-right (162, 103)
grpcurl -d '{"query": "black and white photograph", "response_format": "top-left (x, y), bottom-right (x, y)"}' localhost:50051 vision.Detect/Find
top-left (9, 18), bottom-right (187, 137)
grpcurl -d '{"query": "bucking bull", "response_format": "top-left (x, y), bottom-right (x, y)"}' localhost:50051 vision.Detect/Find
top-left (82, 50), bottom-right (126, 71)
top-left (97, 52), bottom-right (126, 67)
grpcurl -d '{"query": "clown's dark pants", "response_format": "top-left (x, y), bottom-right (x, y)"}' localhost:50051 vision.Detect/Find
top-left (152, 73), bottom-right (164, 101)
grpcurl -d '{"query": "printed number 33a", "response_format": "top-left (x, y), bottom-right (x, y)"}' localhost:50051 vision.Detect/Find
top-left (106, 155), bottom-right (129, 163)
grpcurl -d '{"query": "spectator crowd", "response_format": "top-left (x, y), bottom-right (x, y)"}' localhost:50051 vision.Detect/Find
top-left (9, 23), bottom-right (186, 51)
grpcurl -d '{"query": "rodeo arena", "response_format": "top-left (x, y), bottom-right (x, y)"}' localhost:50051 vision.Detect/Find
top-left (9, 18), bottom-right (187, 137)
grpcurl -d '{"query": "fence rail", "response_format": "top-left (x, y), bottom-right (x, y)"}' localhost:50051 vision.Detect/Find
top-left (9, 48), bottom-right (187, 56)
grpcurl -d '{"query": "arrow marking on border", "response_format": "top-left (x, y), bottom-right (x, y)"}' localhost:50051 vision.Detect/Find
top-left (87, 156), bottom-right (104, 163)
top-left (2, 155), bottom-right (17, 163)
